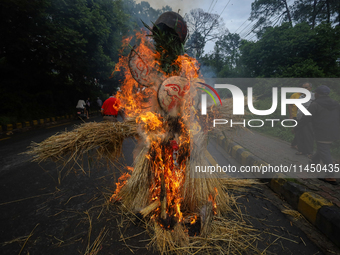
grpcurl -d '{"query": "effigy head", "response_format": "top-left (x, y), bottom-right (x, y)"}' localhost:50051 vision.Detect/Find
top-left (153, 11), bottom-right (187, 43)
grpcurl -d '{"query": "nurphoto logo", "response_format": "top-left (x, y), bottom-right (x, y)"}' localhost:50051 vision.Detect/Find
top-left (200, 84), bottom-right (312, 128)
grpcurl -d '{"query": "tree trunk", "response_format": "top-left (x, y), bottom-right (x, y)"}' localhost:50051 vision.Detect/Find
top-left (312, 0), bottom-right (327, 29)
top-left (312, 0), bottom-right (317, 29)
top-left (326, 0), bottom-right (330, 23)
top-left (338, 1), bottom-right (340, 26)
top-left (283, 0), bottom-right (292, 25)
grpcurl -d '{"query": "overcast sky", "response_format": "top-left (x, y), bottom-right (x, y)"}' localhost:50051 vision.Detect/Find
top-left (135, 0), bottom-right (254, 53)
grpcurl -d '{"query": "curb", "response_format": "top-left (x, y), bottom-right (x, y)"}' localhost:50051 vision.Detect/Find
top-left (0, 115), bottom-right (75, 136)
top-left (0, 110), bottom-right (99, 137)
top-left (214, 135), bottom-right (340, 248)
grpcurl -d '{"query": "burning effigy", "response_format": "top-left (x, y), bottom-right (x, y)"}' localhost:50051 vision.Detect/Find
top-left (28, 11), bottom-right (258, 254)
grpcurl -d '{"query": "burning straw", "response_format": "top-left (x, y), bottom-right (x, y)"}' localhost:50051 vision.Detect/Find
top-left (114, 178), bottom-right (261, 255)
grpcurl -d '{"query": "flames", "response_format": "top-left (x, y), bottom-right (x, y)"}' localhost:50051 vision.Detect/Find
top-left (113, 31), bottom-right (159, 117)
top-left (190, 215), bottom-right (198, 224)
top-left (111, 30), bottom-right (218, 229)
top-left (208, 187), bottom-right (219, 215)
top-left (148, 137), bottom-right (186, 223)
top-left (136, 112), bottom-right (163, 132)
top-left (141, 115), bottom-right (189, 225)
top-left (110, 166), bottom-right (133, 203)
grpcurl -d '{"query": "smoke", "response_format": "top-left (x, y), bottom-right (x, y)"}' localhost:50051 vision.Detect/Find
top-left (200, 64), bottom-right (217, 78)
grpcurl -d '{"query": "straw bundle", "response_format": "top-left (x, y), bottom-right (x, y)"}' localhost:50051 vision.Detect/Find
top-left (27, 118), bottom-right (138, 164)
top-left (114, 147), bottom-right (152, 211)
top-left (212, 98), bottom-right (237, 119)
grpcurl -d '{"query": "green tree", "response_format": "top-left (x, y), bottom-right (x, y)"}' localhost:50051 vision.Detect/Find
top-left (239, 22), bottom-right (340, 77)
top-left (0, 0), bottom-right (131, 122)
top-left (186, 31), bottom-right (206, 58)
top-left (200, 33), bottom-right (246, 77)
top-left (216, 33), bottom-right (241, 75)
top-left (291, 0), bottom-right (340, 28)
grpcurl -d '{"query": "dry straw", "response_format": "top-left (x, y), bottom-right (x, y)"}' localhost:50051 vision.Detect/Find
top-left (25, 98), bottom-right (260, 254)
top-left (114, 178), bottom-right (261, 255)
top-left (27, 118), bottom-right (138, 164)
top-left (281, 209), bottom-right (303, 221)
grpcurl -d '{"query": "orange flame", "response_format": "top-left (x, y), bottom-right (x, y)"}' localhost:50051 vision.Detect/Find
top-left (190, 215), bottom-right (198, 225)
top-left (208, 187), bottom-right (219, 215)
top-left (110, 172), bottom-right (129, 202)
top-left (147, 134), bottom-right (187, 223)
top-left (113, 31), bottom-right (161, 117)
top-left (111, 29), bottom-right (206, 225)
top-left (136, 112), bottom-right (163, 132)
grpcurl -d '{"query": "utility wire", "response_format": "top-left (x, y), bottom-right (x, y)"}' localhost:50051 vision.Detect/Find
top-left (207, 0), bottom-right (216, 14)
top-left (234, 19), bottom-right (252, 33)
top-left (241, 0), bottom-right (292, 39)
top-left (237, 2), bottom-right (282, 35)
top-left (211, 0), bottom-right (219, 14)
top-left (205, 0), bottom-right (232, 36)
top-left (240, 1), bottom-right (284, 38)
top-left (246, 13), bottom-right (282, 40)
top-left (245, 0), bottom-right (293, 40)
top-left (219, 0), bottom-right (231, 17)
top-left (246, 12), bottom-right (285, 41)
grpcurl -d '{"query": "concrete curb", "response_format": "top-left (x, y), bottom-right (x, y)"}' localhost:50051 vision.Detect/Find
top-left (0, 115), bottom-right (75, 135)
top-left (0, 110), bottom-right (100, 136)
top-left (213, 135), bottom-right (340, 248)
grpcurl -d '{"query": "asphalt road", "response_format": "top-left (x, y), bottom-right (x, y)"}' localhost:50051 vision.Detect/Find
top-left (0, 116), bottom-right (333, 254)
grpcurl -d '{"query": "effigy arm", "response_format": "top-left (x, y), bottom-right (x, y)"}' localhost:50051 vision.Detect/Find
top-left (26, 118), bottom-right (138, 164)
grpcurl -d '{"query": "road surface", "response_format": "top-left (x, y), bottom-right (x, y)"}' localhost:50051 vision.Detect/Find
top-left (0, 116), bottom-right (334, 254)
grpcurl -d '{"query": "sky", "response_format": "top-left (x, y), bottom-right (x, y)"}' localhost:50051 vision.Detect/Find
top-left (134, 0), bottom-right (254, 53)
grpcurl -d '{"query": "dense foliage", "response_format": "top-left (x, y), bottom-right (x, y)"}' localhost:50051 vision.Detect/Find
top-left (0, 0), bottom-right (129, 122)
top-left (0, 0), bottom-right (172, 123)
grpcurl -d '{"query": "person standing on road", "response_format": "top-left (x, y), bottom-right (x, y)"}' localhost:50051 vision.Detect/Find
top-left (85, 98), bottom-right (91, 119)
top-left (295, 83), bottom-right (315, 158)
top-left (295, 85), bottom-right (340, 185)
top-left (101, 93), bottom-right (122, 122)
top-left (96, 97), bottom-right (102, 112)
